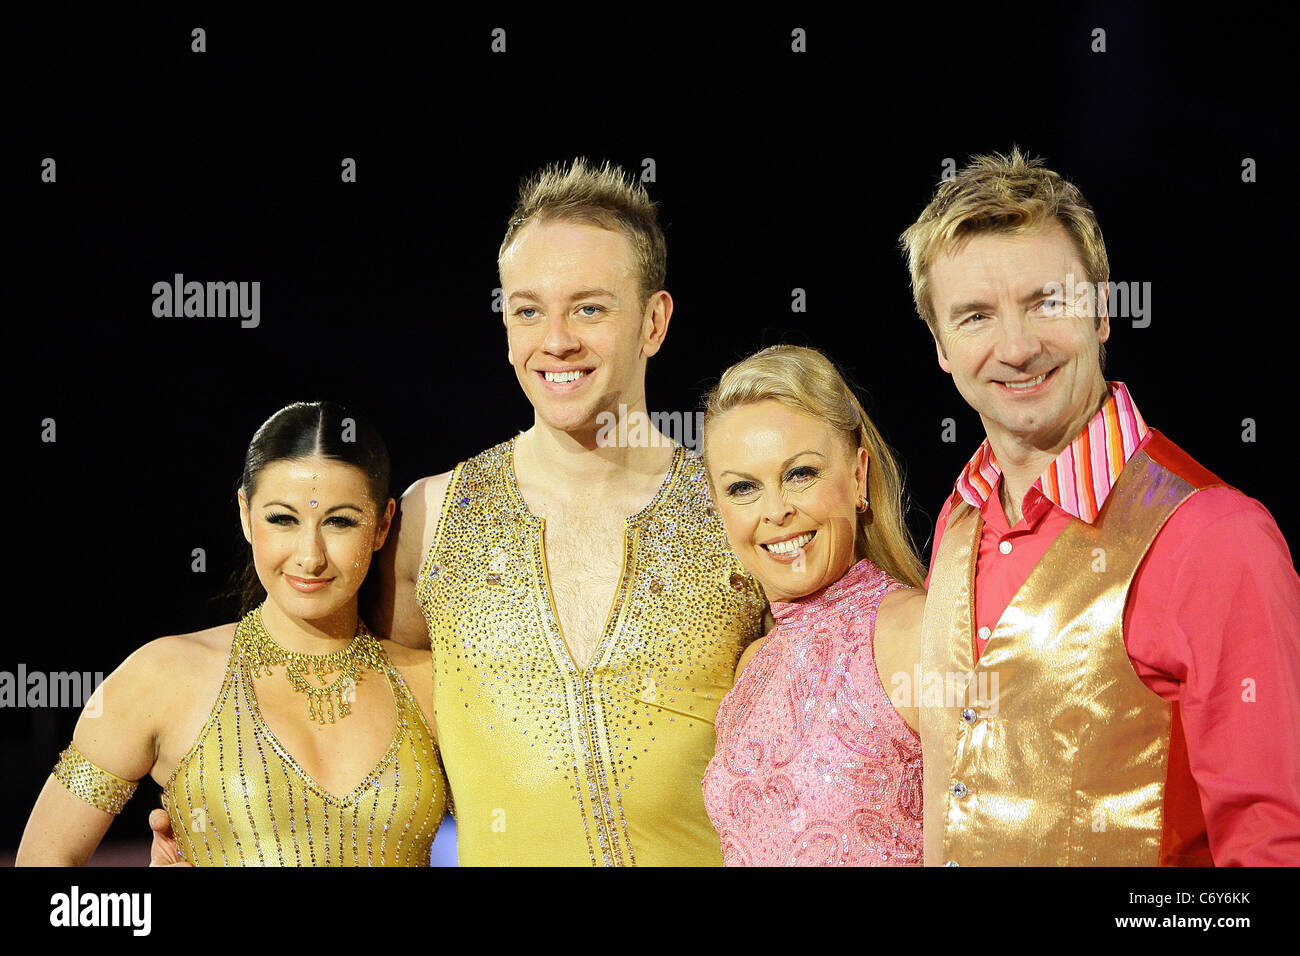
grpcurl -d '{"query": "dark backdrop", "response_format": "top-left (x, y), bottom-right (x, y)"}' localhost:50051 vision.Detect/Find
top-left (4, 11), bottom-right (1294, 855)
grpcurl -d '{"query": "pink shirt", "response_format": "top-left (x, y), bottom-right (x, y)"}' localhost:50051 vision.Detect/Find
top-left (929, 388), bottom-right (1300, 865)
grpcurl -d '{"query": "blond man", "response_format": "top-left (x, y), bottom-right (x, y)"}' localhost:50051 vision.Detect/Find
top-left (902, 149), bottom-right (1300, 865)
top-left (370, 159), bottom-right (765, 865)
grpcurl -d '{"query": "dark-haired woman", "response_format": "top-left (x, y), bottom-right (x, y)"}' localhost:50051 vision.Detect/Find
top-left (17, 402), bottom-right (446, 866)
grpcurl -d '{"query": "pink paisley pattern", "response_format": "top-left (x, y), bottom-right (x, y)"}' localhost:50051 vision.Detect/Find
top-left (702, 559), bottom-right (923, 866)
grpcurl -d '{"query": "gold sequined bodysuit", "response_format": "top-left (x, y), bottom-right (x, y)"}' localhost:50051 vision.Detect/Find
top-left (416, 437), bottom-right (767, 866)
top-left (162, 612), bottom-right (446, 866)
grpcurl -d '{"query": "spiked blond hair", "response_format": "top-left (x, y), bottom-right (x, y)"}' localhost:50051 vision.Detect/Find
top-left (498, 157), bottom-right (667, 304)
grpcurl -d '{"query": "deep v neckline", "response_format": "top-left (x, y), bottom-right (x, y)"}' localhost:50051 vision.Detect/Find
top-left (240, 651), bottom-right (407, 806)
top-left (503, 433), bottom-right (683, 675)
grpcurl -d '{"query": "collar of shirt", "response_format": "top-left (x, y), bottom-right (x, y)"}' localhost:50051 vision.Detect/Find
top-left (951, 381), bottom-right (1150, 524)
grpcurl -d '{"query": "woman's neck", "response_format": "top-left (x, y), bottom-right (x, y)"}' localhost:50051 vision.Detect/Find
top-left (258, 598), bottom-right (360, 654)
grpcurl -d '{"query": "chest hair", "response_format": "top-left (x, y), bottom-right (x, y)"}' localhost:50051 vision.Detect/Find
top-left (541, 506), bottom-right (629, 669)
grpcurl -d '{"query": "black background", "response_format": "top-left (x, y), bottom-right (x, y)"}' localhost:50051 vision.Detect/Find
top-left (3, 9), bottom-right (1295, 867)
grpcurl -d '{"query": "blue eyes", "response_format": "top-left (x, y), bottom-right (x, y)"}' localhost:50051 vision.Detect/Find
top-left (725, 466), bottom-right (819, 498)
top-left (514, 305), bottom-right (605, 320)
top-left (963, 300), bottom-right (1064, 324)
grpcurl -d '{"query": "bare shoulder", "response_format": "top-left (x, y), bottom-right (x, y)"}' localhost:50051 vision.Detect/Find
top-left (873, 588), bottom-right (925, 733)
top-left (75, 622), bottom-right (237, 782)
top-left (115, 622), bottom-right (235, 692)
top-left (396, 470), bottom-right (455, 572)
top-left (381, 638), bottom-right (432, 673)
top-left (877, 586), bottom-right (926, 634)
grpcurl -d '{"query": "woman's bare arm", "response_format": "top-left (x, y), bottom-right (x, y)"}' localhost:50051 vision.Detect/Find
top-left (16, 638), bottom-right (179, 865)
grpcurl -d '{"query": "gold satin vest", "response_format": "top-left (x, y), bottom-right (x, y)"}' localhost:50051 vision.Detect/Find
top-left (415, 437), bottom-right (766, 865)
top-left (920, 434), bottom-right (1220, 866)
top-left (163, 613), bottom-right (447, 866)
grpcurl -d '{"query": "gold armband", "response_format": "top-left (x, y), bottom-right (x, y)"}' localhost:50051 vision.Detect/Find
top-left (52, 743), bottom-right (138, 815)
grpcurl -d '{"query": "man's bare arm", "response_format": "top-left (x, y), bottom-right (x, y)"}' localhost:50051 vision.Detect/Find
top-left (368, 471), bottom-right (453, 650)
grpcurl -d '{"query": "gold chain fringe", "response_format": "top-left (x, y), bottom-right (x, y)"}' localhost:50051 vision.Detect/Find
top-left (241, 605), bottom-right (385, 724)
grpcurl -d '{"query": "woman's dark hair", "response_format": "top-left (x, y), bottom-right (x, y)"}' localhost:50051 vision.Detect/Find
top-left (230, 401), bottom-right (391, 616)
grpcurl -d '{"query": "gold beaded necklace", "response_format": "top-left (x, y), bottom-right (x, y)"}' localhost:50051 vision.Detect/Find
top-left (242, 604), bottom-right (386, 725)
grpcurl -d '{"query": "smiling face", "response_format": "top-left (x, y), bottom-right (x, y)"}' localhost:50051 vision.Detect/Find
top-left (705, 400), bottom-right (866, 603)
top-left (499, 219), bottom-right (669, 437)
top-left (928, 219), bottom-right (1111, 454)
top-left (238, 455), bottom-right (394, 623)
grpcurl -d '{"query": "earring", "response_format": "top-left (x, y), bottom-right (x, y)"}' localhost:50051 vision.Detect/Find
top-left (856, 496), bottom-right (869, 514)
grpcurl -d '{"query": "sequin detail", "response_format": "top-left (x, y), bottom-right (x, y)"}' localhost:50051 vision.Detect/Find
top-left (53, 743), bottom-right (138, 814)
top-left (415, 436), bottom-right (766, 866)
top-left (702, 559), bottom-right (923, 866)
top-left (162, 611), bottom-right (446, 866)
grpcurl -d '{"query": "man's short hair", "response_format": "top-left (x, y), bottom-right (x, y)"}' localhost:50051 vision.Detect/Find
top-left (499, 157), bottom-right (667, 305)
top-left (899, 148), bottom-right (1110, 363)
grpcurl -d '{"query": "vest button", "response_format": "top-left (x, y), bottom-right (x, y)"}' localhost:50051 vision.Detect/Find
top-left (961, 708), bottom-right (977, 723)
top-left (952, 782), bottom-right (968, 798)
top-left (977, 626), bottom-right (991, 640)
top-left (998, 540), bottom-right (1013, 555)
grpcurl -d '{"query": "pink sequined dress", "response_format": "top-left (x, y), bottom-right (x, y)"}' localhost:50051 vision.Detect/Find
top-left (702, 558), bottom-right (924, 865)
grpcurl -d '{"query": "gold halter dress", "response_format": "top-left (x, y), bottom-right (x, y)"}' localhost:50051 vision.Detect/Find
top-left (161, 610), bottom-right (447, 866)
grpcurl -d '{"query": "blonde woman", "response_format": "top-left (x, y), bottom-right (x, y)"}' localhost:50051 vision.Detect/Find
top-left (700, 345), bottom-right (926, 866)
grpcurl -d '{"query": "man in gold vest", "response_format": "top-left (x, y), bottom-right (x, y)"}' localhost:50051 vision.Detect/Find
top-left (899, 149), bottom-right (1300, 866)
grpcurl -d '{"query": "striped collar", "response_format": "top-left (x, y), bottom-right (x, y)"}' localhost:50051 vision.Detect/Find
top-left (953, 381), bottom-right (1149, 524)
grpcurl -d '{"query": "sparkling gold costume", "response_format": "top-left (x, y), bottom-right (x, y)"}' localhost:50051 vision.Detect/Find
top-left (53, 744), bottom-right (137, 814)
top-left (920, 438), bottom-right (1220, 866)
top-left (161, 611), bottom-right (446, 866)
top-left (416, 437), bottom-right (766, 865)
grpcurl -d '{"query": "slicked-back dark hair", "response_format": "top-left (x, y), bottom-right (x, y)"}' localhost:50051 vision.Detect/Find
top-left (231, 401), bottom-right (390, 615)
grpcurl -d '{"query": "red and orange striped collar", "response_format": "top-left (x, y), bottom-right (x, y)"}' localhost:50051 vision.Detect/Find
top-left (952, 381), bottom-right (1149, 524)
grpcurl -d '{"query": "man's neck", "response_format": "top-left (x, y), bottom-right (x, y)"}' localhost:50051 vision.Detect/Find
top-left (514, 401), bottom-right (675, 505)
top-left (988, 381), bottom-right (1110, 525)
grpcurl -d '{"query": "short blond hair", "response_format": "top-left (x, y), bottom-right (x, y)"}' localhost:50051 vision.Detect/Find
top-left (498, 157), bottom-right (667, 305)
top-left (900, 148), bottom-right (1109, 354)
top-left (702, 345), bottom-right (925, 589)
